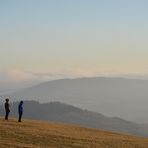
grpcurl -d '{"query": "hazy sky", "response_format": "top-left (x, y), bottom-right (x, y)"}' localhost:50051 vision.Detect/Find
top-left (0, 0), bottom-right (148, 82)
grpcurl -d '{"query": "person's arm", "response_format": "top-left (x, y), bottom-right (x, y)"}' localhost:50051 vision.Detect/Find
top-left (8, 104), bottom-right (10, 112)
top-left (21, 106), bottom-right (23, 113)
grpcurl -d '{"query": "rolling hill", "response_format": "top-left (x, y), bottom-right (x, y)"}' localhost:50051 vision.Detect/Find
top-left (1, 77), bottom-right (148, 123)
top-left (0, 117), bottom-right (148, 148)
top-left (0, 101), bottom-right (148, 137)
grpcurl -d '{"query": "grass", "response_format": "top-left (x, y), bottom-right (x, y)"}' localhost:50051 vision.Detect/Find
top-left (0, 117), bottom-right (148, 148)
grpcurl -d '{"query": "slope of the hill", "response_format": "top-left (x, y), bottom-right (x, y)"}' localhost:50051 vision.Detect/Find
top-left (2, 77), bottom-right (148, 123)
top-left (1, 101), bottom-right (148, 137)
top-left (0, 118), bottom-right (148, 148)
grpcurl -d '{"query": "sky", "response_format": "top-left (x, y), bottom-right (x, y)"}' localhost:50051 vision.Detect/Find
top-left (0, 0), bottom-right (148, 83)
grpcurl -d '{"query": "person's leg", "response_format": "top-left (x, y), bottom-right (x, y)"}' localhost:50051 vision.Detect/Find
top-left (18, 112), bottom-right (22, 122)
top-left (5, 113), bottom-right (7, 120)
top-left (7, 111), bottom-right (9, 120)
top-left (5, 111), bottom-right (9, 120)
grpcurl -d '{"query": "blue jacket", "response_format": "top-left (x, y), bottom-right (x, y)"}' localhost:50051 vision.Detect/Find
top-left (18, 101), bottom-right (23, 114)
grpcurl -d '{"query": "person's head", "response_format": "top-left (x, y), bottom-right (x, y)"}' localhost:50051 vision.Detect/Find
top-left (20, 101), bottom-right (23, 105)
top-left (5, 98), bottom-right (9, 102)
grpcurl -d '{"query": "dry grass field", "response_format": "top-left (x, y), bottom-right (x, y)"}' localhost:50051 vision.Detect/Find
top-left (0, 117), bottom-right (148, 148)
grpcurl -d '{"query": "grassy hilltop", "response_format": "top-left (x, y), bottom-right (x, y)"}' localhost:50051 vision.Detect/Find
top-left (0, 117), bottom-right (148, 148)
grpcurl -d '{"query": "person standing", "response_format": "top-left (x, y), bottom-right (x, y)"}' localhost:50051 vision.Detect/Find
top-left (5, 98), bottom-right (10, 120)
top-left (18, 101), bottom-right (23, 122)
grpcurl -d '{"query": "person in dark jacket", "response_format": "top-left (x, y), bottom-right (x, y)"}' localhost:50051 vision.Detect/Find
top-left (5, 98), bottom-right (10, 120)
top-left (18, 101), bottom-right (23, 122)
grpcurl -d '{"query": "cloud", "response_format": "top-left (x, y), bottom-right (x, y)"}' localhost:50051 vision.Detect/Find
top-left (7, 70), bottom-right (34, 81)
top-left (0, 69), bottom-right (102, 83)
top-left (0, 69), bottom-right (148, 93)
top-left (1, 69), bottom-right (148, 83)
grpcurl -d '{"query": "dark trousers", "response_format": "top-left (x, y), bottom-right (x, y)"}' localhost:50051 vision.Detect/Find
top-left (5, 111), bottom-right (10, 120)
top-left (18, 112), bottom-right (23, 122)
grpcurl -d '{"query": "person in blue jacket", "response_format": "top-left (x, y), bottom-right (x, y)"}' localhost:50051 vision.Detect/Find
top-left (18, 101), bottom-right (23, 122)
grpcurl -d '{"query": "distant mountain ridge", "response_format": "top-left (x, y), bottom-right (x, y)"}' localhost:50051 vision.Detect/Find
top-left (1, 77), bottom-right (148, 123)
top-left (0, 100), bottom-right (148, 137)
